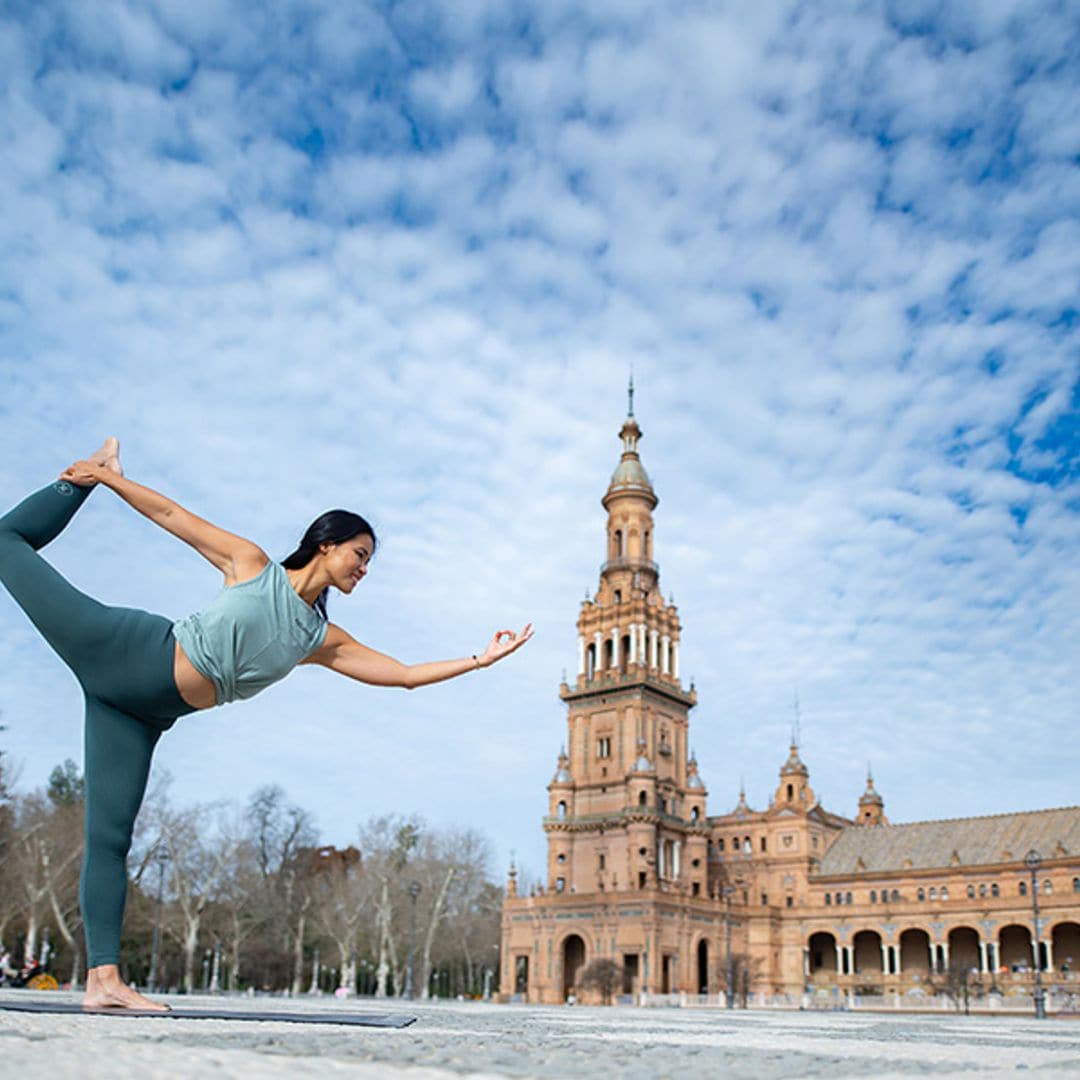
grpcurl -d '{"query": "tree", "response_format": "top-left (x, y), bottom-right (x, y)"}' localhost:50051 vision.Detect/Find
top-left (928, 961), bottom-right (981, 1014)
top-left (245, 785), bottom-right (317, 993)
top-left (145, 798), bottom-right (230, 992)
top-left (715, 953), bottom-right (761, 1007)
top-left (309, 845), bottom-right (367, 993)
top-left (47, 759), bottom-right (85, 806)
top-left (578, 958), bottom-right (621, 1005)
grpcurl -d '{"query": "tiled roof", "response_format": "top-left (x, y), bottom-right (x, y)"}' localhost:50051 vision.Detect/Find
top-left (816, 806), bottom-right (1080, 877)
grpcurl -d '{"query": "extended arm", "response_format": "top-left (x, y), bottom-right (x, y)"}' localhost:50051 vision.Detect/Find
top-left (303, 622), bottom-right (534, 689)
top-left (60, 460), bottom-right (268, 584)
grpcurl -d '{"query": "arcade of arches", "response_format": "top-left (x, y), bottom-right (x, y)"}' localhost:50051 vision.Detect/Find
top-left (499, 404), bottom-right (1080, 1003)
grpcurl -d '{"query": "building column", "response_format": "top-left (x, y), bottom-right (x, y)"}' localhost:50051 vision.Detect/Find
top-left (577, 635), bottom-right (586, 676)
top-left (610, 627), bottom-right (619, 669)
top-left (649, 629), bottom-right (659, 669)
top-left (940, 942), bottom-right (950, 972)
top-left (893, 945), bottom-right (902, 975)
top-left (1045, 940), bottom-right (1054, 973)
top-left (672, 642), bottom-right (679, 679)
top-left (881, 942), bottom-right (890, 975)
top-left (929, 945), bottom-right (937, 975)
top-left (803, 948), bottom-right (810, 978)
top-left (628, 624), bottom-right (638, 664)
top-left (658, 839), bottom-right (665, 880)
top-left (638, 625), bottom-right (647, 666)
top-left (834, 942), bottom-right (843, 974)
top-left (593, 631), bottom-right (603, 674)
top-left (979, 940), bottom-right (988, 974)
top-left (660, 634), bottom-right (671, 674)
top-left (673, 840), bottom-right (681, 881)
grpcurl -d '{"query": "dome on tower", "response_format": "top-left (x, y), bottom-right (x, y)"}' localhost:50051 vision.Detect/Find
top-left (780, 743), bottom-right (809, 778)
top-left (686, 753), bottom-right (705, 789)
top-left (602, 386), bottom-right (658, 511)
top-left (551, 747), bottom-right (572, 784)
top-left (859, 776), bottom-right (884, 809)
top-left (856, 770), bottom-right (887, 825)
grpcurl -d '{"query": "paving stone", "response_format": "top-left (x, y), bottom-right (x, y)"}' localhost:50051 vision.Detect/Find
top-left (1, 991), bottom-right (1078, 1077)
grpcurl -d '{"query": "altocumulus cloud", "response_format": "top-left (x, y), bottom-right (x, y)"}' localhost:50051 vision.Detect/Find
top-left (0, 0), bottom-right (1076, 877)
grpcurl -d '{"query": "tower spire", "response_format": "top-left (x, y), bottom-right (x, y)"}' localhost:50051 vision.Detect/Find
top-left (628, 373), bottom-right (635, 417)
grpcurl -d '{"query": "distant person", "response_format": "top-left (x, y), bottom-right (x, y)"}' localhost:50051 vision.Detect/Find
top-left (0, 439), bottom-right (532, 1011)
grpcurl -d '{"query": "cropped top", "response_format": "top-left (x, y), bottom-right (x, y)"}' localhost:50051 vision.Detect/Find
top-left (173, 561), bottom-right (328, 706)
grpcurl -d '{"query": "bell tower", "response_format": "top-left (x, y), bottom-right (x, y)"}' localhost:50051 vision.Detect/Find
top-left (546, 387), bottom-right (704, 899)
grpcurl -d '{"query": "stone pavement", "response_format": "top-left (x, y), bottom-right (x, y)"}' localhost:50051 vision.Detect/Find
top-left (2, 991), bottom-right (1079, 1078)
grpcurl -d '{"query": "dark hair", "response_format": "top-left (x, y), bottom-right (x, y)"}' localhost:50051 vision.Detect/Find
top-left (282, 510), bottom-right (377, 620)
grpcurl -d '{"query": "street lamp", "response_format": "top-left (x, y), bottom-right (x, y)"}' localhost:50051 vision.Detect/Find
top-left (723, 883), bottom-right (736, 1009)
top-left (405, 881), bottom-right (422, 1000)
top-left (148, 846), bottom-right (169, 992)
top-left (1024, 850), bottom-right (1046, 1020)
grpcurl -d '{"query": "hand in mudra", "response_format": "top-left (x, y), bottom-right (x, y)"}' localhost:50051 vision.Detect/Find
top-left (478, 624), bottom-right (534, 667)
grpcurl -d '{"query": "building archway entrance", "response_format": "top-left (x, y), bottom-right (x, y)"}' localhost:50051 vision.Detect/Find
top-left (853, 930), bottom-right (883, 976)
top-left (999, 925), bottom-right (1032, 972)
top-left (1053, 922), bottom-right (1080, 974)
top-left (562, 935), bottom-right (586, 1001)
top-left (808, 932), bottom-right (837, 979)
top-left (900, 929), bottom-right (931, 975)
top-left (948, 927), bottom-right (981, 974)
top-left (696, 940), bottom-right (709, 994)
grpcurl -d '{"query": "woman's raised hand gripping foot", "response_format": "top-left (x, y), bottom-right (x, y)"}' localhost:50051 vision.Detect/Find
top-left (83, 964), bottom-right (169, 1011)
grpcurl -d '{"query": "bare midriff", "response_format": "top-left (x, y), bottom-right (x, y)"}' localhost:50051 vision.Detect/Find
top-left (173, 641), bottom-right (218, 710)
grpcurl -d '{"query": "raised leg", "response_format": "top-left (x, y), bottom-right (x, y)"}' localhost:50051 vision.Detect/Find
top-left (0, 481), bottom-right (108, 676)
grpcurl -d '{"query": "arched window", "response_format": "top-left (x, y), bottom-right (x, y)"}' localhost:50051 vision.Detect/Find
top-left (917, 888), bottom-right (925, 902)
top-left (870, 890), bottom-right (877, 904)
top-left (691, 807), bottom-right (700, 822)
top-left (979, 884), bottom-right (987, 898)
top-left (845, 892), bottom-right (852, 905)
top-left (760, 836), bottom-right (767, 852)
top-left (638, 790), bottom-right (647, 806)
top-left (825, 894), bottom-right (832, 906)
top-left (613, 529), bottom-right (624, 559)
top-left (1019, 881), bottom-right (1027, 896)
top-left (929, 887), bottom-right (937, 900)
top-left (1044, 880), bottom-right (1052, 895)
top-left (1074, 877), bottom-right (1080, 893)
top-left (586, 643), bottom-right (596, 680)
top-left (718, 839), bottom-right (725, 852)
top-left (967, 884), bottom-right (975, 898)
top-left (941, 886), bottom-right (948, 900)
top-left (787, 784), bottom-right (794, 800)
top-left (891, 889), bottom-right (900, 902)
top-left (990, 884), bottom-right (998, 898)
top-left (557, 801), bottom-right (567, 819)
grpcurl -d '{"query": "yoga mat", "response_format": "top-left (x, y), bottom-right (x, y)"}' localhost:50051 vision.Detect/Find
top-left (0, 1000), bottom-right (416, 1027)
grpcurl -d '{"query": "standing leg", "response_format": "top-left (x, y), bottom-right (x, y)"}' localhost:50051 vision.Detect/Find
top-left (80, 696), bottom-right (168, 1010)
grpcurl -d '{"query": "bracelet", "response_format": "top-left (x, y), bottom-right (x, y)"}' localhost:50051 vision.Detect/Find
top-left (472, 654), bottom-right (481, 669)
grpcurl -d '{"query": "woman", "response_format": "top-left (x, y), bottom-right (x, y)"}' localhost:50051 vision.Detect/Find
top-left (0, 438), bottom-right (532, 1011)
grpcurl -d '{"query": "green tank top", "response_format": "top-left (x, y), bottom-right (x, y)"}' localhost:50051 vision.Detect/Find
top-left (173, 561), bottom-right (328, 705)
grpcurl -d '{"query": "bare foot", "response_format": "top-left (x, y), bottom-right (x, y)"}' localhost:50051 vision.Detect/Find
top-left (83, 964), bottom-right (168, 1011)
top-left (89, 436), bottom-right (123, 477)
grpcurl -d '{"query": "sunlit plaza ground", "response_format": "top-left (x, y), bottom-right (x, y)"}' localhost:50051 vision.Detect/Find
top-left (2, 991), bottom-right (1080, 1078)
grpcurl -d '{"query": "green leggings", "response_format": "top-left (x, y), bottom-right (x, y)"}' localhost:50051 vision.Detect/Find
top-left (0, 481), bottom-right (195, 968)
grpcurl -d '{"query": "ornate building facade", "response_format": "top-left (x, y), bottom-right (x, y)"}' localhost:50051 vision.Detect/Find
top-left (499, 403), bottom-right (1080, 1006)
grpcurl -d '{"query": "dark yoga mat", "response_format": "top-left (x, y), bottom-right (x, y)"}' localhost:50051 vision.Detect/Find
top-left (0, 1000), bottom-right (416, 1027)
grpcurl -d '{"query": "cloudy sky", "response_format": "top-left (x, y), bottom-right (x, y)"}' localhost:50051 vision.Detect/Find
top-left (1, 0), bottom-right (1076, 882)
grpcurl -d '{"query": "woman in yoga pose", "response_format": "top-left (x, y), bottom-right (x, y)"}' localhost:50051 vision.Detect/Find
top-left (0, 438), bottom-right (532, 1011)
